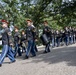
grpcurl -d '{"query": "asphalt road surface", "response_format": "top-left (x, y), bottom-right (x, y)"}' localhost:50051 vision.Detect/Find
top-left (0, 44), bottom-right (76, 75)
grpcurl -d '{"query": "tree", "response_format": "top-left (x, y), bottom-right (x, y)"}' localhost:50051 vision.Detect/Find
top-left (0, 0), bottom-right (76, 30)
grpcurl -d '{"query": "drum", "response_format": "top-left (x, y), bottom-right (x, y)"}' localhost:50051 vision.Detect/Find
top-left (40, 34), bottom-right (49, 45)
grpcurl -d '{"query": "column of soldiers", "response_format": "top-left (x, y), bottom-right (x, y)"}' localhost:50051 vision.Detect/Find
top-left (0, 19), bottom-right (76, 67)
top-left (50, 26), bottom-right (76, 47)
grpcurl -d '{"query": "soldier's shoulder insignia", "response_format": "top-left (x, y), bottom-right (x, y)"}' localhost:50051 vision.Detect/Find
top-left (8, 32), bottom-right (12, 36)
top-left (45, 29), bottom-right (47, 31)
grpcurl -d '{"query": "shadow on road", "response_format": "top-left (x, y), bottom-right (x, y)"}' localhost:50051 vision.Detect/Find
top-left (16, 45), bottom-right (76, 66)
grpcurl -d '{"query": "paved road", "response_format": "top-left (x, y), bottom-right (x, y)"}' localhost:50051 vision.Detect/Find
top-left (0, 44), bottom-right (76, 75)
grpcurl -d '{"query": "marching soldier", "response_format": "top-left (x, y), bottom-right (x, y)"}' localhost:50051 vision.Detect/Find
top-left (64, 27), bottom-right (69, 46)
top-left (50, 29), bottom-right (55, 48)
top-left (60, 29), bottom-right (65, 46)
top-left (73, 27), bottom-right (76, 43)
top-left (0, 20), bottom-right (15, 67)
top-left (24, 20), bottom-right (36, 59)
top-left (14, 26), bottom-right (22, 57)
top-left (42, 21), bottom-right (51, 53)
top-left (69, 26), bottom-right (73, 44)
top-left (20, 30), bottom-right (26, 53)
top-left (31, 21), bottom-right (38, 52)
top-left (55, 30), bottom-right (60, 47)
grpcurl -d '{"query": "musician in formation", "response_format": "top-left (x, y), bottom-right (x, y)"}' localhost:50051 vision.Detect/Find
top-left (41, 21), bottom-right (51, 53)
top-left (0, 19), bottom-right (76, 67)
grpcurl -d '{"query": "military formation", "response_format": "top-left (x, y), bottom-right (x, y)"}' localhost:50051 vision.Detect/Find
top-left (0, 19), bottom-right (76, 67)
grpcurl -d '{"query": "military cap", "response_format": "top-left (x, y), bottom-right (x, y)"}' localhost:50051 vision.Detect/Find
top-left (44, 20), bottom-right (48, 24)
top-left (1, 19), bottom-right (9, 24)
top-left (26, 20), bottom-right (32, 22)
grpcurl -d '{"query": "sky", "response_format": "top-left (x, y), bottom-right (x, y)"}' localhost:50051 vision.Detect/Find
top-left (63, 0), bottom-right (72, 2)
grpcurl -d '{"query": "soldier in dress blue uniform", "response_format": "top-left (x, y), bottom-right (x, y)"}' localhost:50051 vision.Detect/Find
top-left (55, 30), bottom-right (60, 47)
top-left (20, 30), bottom-right (26, 53)
top-left (73, 27), bottom-right (76, 43)
top-left (14, 26), bottom-right (22, 57)
top-left (50, 29), bottom-right (55, 48)
top-left (69, 26), bottom-right (73, 44)
top-left (24, 20), bottom-right (36, 59)
top-left (31, 21), bottom-right (38, 52)
top-left (42, 21), bottom-right (51, 53)
top-left (0, 20), bottom-right (15, 67)
top-left (59, 29), bottom-right (65, 46)
top-left (64, 27), bottom-right (69, 46)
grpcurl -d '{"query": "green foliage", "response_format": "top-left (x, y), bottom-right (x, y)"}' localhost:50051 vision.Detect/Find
top-left (0, 0), bottom-right (76, 30)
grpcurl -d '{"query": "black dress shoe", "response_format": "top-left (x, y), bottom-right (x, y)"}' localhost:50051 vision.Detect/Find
top-left (19, 55), bottom-right (22, 56)
top-left (23, 55), bottom-right (29, 60)
top-left (48, 50), bottom-right (51, 52)
top-left (14, 55), bottom-right (16, 58)
top-left (0, 64), bottom-right (2, 67)
top-left (32, 55), bottom-right (36, 57)
top-left (43, 51), bottom-right (48, 54)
